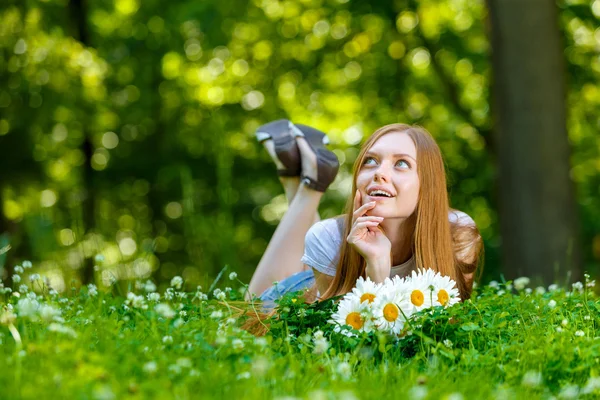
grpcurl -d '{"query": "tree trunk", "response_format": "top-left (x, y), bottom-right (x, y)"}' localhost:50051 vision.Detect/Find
top-left (68, 0), bottom-right (96, 284)
top-left (487, 0), bottom-right (581, 284)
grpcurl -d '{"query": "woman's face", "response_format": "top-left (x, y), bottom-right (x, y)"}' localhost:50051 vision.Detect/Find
top-left (355, 131), bottom-right (420, 218)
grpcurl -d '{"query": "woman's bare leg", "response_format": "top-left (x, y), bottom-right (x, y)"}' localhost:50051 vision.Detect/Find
top-left (248, 137), bottom-right (322, 297)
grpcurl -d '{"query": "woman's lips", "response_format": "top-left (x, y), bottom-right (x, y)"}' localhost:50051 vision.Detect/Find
top-left (366, 194), bottom-right (394, 202)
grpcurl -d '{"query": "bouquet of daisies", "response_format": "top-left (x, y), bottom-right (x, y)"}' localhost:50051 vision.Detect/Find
top-left (329, 269), bottom-right (460, 336)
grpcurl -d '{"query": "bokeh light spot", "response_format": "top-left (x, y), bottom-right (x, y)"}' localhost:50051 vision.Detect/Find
top-left (40, 190), bottom-right (57, 208)
top-left (119, 237), bottom-right (137, 256)
top-left (59, 229), bottom-right (76, 246)
top-left (102, 131), bottom-right (119, 149)
top-left (165, 202), bottom-right (183, 219)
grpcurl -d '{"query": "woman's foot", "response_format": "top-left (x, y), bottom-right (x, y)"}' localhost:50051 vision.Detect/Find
top-left (292, 124), bottom-right (339, 193)
top-left (255, 119), bottom-right (301, 177)
top-left (296, 136), bottom-right (319, 183)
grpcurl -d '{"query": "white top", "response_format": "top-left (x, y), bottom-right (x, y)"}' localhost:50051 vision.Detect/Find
top-left (301, 210), bottom-right (476, 278)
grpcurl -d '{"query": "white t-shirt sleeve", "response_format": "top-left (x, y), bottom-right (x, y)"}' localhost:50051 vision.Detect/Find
top-left (449, 209), bottom-right (476, 227)
top-left (301, 220), bottom-right (339, 277)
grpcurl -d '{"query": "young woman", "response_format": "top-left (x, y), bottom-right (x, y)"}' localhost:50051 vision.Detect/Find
top-left (248, 121), bottom-right (483, 305)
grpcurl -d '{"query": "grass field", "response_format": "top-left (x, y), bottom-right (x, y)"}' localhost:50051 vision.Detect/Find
top-left (0, 269), bottom-right (599, 400)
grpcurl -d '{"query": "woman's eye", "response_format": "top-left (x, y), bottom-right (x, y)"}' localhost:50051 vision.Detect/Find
top-left (396, 160), bottom-right (410, 169)
top-left (363, 157), bottom-right (376, 165)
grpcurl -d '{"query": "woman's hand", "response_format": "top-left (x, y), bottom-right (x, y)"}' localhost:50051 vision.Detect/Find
top-left (347, 191), bottom-right (391, 281)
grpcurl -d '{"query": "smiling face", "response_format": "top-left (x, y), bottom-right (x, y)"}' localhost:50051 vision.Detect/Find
top-left (355, 131), bottom-right (420, 219)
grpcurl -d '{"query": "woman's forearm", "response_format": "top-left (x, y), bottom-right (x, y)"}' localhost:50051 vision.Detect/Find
top-left (365, 255), bottom-right (391, 283)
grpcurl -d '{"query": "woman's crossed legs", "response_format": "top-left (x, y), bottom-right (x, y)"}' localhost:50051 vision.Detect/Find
top-left (247, 136), bottom-right (324, 297)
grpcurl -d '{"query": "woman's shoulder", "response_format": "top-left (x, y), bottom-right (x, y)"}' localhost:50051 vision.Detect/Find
top-left (448, 209), bottom-right (476, 227)
top-left (307, 216), bottom-right (345, 243)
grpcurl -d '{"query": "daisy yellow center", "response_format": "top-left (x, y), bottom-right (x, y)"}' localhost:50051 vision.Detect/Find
top-left (383, 303), bottom-right (399, 322)
top-left (411, 290), bottom-right (424, 307)
top-left (437, 289), bottom-right (449, 306)
top-left (345, 312), bottom-right (364, 330)
top-left (360, 293), bottom-right (376, 303)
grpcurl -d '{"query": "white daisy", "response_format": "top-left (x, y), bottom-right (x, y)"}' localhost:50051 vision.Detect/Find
top-left (351, 276), bottom-right (382, 305)
top-left (372, 289), bottom-right (411, 335)
top-left (329, 293), bottom-right (372, 334)
top-left (406, 269), bottom-right (439, 309)
top-left (416, 268), bottom-right (460, 307)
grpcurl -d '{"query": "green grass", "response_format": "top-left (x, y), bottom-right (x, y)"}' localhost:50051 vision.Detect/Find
top-left (0, 274), bottom-right (599, 400)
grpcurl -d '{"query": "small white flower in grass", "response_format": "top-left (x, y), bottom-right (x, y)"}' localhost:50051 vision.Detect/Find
top-left (88, 284), bottom-right (98, 297)
top-left (14, 266), bottom-right (24, 274)
top-left (236, 372), bottom-right (251, 380)
top-left (232, 338), bottom-right (244, 351)
top-left (336, 361), bottom-right (352, 381)
top-left (548, 300), bottom-right (557, 309)
top-left (372, 290), bottom-right (410, 335)
top-left (575, 330), bottom-right (585, 337)
top-left (170, 276), bottom-right (183, 290)
top-left (548, 283), bottom-right (559, 292)
top-left (155, 303), bottom-right (176, 319)
top-left (162, 335), bottom-right (173, 344)
top-left (351, 276), bottom-right (381, 305)
top-left (312, 330), bottom-right (329, 354)
top-left (584, 315), bottom-right (591, 321)
top-left (443, 339), bottom-right (453, 349)
top-left (254, 337), bottom-right (268, 348)
top-left (213, 289), bottom-right (226, 301)
top-left (210, 310), bottom-right (223, 319)
top-left (497, 290), bottom-right (506, 296)
top-left (558, 384), bottom-right (579, 399)
top-left (22, 261), bottom-right (32, 269)
top-left (17, 298), bottom-right (40, 320)
top-left (164, 288), bottom-right (174, 300)
top-left (143, 361), bottom-right (158, 374)
top-left (147, 292), bottom-right (160, 302)
top-left (48, 323), bottom-right (77, 338)
top-left (572, 282), bottom-right (584, 293)
top-left (535, 286), bottom-right (546, 295)
top-left (522, 370), bottom-right (543, 387)
top-left (252, 356), bottom-right (270, 377)
top-left (144, 280), bottom-right (157, 293)
top-left (228, 272), bottom-right (238, 280)
top-left (582, 377), bottom-right (600, 394)
top-left (19, 285), bottom-right (28, 294)
top-left (586, 279), bottom-right (596, 288)
top-left (513, 277), bottom-right (530, 290)
top-left (173, 318), bottom-right (185, 328)
top-left (561, 319), bottom-right (568, 326)
top-left (525, 288), bottom-right (532, 295)
top-left (12, 275), bottom-right (21, 283)
top-left (39, 304), bottom-right (61, 322)
top-left (447, 394), bottom-right (464, 400)
top-left (330, 294), bottom-right (372, 334)
top-left (488, 280), bottom-right (499, 289)
top-left (556, 327), bottom-right (563, 333)
top-left (408, 386), bottom-right (428, 400)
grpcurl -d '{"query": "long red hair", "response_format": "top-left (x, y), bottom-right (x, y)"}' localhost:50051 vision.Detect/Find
top-left (321, 124), bottom-right (483, 301)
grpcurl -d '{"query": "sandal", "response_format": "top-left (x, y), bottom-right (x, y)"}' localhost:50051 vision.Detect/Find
top-left (289, 123), bottom-right (339, 192)
top-left (255, 119), bottom-right (301, 177)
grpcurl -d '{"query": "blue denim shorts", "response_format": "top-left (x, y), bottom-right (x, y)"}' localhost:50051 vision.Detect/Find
top-left (259, 269), bottom-right (315, 309)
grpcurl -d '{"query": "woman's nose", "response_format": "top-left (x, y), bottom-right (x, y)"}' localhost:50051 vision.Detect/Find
top-left (374, 162), bottom-right (392, 181)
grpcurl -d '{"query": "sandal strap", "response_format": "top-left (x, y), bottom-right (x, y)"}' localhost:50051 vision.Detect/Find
top-left (301, 176), bottom-right (328, 192)
top-left (301, 149), bottom-right (340, 192)
top-left (278, 169), bottom-right (299, 177)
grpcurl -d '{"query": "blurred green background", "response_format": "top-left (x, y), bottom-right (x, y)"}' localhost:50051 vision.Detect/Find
top-left (0, 0), bottom-right (598, 292)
